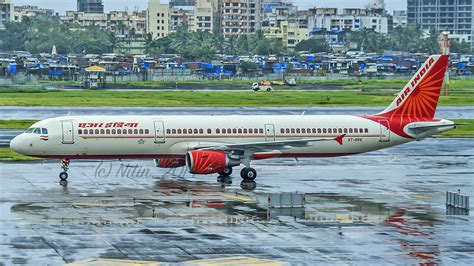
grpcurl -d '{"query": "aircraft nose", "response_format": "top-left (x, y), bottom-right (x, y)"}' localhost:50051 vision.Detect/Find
top-left (10, 134), bottom-right (25, 153)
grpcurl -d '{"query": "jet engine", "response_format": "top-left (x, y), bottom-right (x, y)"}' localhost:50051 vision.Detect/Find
top-left (186, 150), bottom-right (240, 174)
top-left (154, 158), bottom-right (186, 168)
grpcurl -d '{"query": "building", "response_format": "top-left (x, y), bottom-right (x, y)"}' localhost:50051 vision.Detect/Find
top-left (60, 11), bottom-right (147, 37)
top-left (307, 8), bottom-right (391, 34)
top-left (170, 6), bottom-right (195, 32)
top-left (221, 0), bottom-right (262, 37)
top-left (407, 0), bottom-right (474, 48)
top-left (263, 20), bottom-right (308, 48)
top-left (392, 10), bottom-right (407, 28)
top-left (77, 0), bottom-right (104, 14)
top-left (0, 0), bottom-right (13, 30)
top-left (147, 0), bottom-right (170, 38)
top-left (193, 0), bottom-right (216, 33)
top-left (13, 5), bottom-right (57, 22)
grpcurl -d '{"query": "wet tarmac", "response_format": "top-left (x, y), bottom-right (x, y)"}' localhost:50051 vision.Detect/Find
top-left (0, 138), bottom-right (473, 264)
top-left (1, 106), bottom-right (473, 120)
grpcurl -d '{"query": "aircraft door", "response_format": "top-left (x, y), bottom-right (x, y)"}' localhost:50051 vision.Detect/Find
top-left (379, 120), bottom-right (390, 142)
top-left (61, 121), bottom-right (74, 144)
top-left (154, 121), bottom-right (166, 143)
top-left (265, 124), bottom-right (276, 141)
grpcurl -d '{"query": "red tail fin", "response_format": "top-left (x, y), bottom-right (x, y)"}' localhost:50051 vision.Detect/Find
top-left (378, 55), bottom-right (449, 119)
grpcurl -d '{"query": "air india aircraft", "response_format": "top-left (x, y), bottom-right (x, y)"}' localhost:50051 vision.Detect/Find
top-left (10, 54), bottom-right (457, 181)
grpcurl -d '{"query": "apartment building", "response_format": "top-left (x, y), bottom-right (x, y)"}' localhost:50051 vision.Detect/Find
top-left (221, 0), bottom-right (262, 37)
top-left (407, 0), bottom-right (474, 47)
top-left (0, 0), bottom-right (12, 30)
top-left (147, 0), bottom-right (170, 38)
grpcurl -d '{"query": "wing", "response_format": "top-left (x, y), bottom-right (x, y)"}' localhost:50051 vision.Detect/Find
top-left (194, 134), bottom-right (346, 153)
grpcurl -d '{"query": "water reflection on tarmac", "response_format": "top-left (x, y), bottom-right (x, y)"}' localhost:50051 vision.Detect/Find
top-left (0, 138), bottom-right (473, 264)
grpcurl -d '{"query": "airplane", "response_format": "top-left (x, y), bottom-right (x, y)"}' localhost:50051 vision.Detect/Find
top-left (10, 54), bottom-right (458, 182)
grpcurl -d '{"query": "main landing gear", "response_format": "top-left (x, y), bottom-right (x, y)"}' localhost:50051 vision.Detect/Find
top-left (59, 159), bottom-right (70, 181)
top-left (218, 167), bottom-right (233, 177)
top-left (240, 167), bottom-right (257, 181)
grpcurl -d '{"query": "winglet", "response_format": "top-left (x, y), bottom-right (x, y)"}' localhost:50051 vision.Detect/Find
top-left (335, 134), bottom-right (346, 145)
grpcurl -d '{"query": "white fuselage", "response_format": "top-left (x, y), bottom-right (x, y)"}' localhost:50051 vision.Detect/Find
top-left (11, 115), bottom-right (410, 159)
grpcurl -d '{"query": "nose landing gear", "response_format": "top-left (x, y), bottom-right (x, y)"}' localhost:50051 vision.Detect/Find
top-left (59, 159), bottom-right (70, 181)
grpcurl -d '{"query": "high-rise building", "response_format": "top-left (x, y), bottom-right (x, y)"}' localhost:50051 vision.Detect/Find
top-left (0, 0), bottom-right (13, 30)
top-left (147, 0), bottom-right (170, 38)
top-left (221, 0), bottom-right (262, 38)
top-left (77, 0), bottom-right (104, 14)
top-left (407, 0), bottom-right (474, 48)
top-left (392, 10), bottom-right (407, 28)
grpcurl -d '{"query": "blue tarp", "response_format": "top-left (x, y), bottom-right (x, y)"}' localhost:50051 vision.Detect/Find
top-left (9, 63), bottom-right (17, 74)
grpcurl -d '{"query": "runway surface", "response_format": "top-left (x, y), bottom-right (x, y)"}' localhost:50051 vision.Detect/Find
top-left (1, 106), bottom-right (473, 120)
top-left (0, 138), bottom-right (472, 264)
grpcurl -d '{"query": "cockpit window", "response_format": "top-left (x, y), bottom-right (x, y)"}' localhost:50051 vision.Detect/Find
top-left (33, 128), bottom-right (41, 134)
top-left (42, 128), bottom-right (48, 134)
top-left (25, 128), bottom-right (34, 133)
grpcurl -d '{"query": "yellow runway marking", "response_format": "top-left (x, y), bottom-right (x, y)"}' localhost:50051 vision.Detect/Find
top-left (219, 193), bottom-right (256, 202)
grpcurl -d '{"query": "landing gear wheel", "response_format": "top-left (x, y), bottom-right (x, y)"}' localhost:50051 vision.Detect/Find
top-left (219, 167), bottom-right (233, 177)
top-left (59, 159), bottom-right (70, 181)
top-left (59, 172), bottom-right (68, 181)
top-left (240, 168), bottom-right (257, 181)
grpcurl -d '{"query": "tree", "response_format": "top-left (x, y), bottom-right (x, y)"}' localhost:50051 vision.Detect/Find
top-left (240, 61), bottom-right (259, 73)
top-left (295, 38), bottom-right (330, 53)
top-left (451, 39), bottom-right (471, 54)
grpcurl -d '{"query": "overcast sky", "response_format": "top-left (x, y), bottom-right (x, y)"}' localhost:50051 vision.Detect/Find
top-left (12, 0), bottom-right (407, 14)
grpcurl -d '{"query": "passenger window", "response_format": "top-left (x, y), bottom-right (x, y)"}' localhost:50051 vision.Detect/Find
top-left (89, 129), bottom-right (94, 134)
top-left (228, 128), bottom-right (232, 134)
top-left (172, 129), bottom-right (176, 134)
top-left (83, 130), bottom-right (88, 135)
top-left (328, 128), bottom-right (332, 133)
top-left (249, 128), bottom-right (253, 134)
top-left (360, 128), bottom-right (364, 133)
top-left (128, 129), bottom-right (133, 134)
top-left (106, 129), bottom-right (110, 134)
top-left (280, 128), bottom-right (285, 133)
top-left (207, 129), bottom-right (212, 134)
top-left (244, 128), bottom-right (248, 134)
top-left (323, 128), bottom-right (327, 133)
top-left (216, 128), bottom-right (220, 134)
top-left (365, 128), bottom-right (369, 133)
top-left (101, 129), bottom-right (105, 134)
top-left (232, 129), bottom-right (237, 134)
top-left (285, 128), bottom-right (290, 134)
top-left (354, 128), bottom-right (359, 133)
top-left (194, 129), bottom-right (198, 134)
top-left (296, 128), bottom-right (300, 134)
top-left (145, 129), bottom-right (149, 134)
top-left (238, 129), bottom-right (242, 134)
top-left (307, 128), bottom-right (311, 133)
top-left (122, 130), bottom-right (126, 135)
top-left (139, 129), bottom-right (143, 134)
top-left (221, 129), bottom-right (226, 134)
top-left (189, 129), bottom-right (192, 134)
top-left (317, 128), bottom-right (321, 133)
top-left (259, 129), bottom-right (264, 134)
top-left (338, 128), bottom-right (342, 134)
top-left (302, 128), bottom-right (306, 133)
top-left (42, 128), bottom-right (48, 134)
top-left (117, 129), bottom-right (122, 134)
top-left (199, 129), bottom-right (204, 134)
top-left (166, 129), bottom-right (171, 134)
top-left (291, 128), bottom-right (295, 134)
top-left (134, 129), bottom-right (138, 134)
top-left (333, 128), bottom-right (337, 133)
top-left (183, 129), bottom-right (187, 134)
top-left (312, 128), bottom-right (316, 133)
top-left (344, 128), bottom-right (348, 133)
top-left (78, 129), bottom-right (83, 134)
top-left (349, 128), bottom-right (353, 133)
top-left (254, 128), bottom-right (258, 134)
top-left (95, 129), bottom-right (99, 134)
top-left (112, 129), bottom-right (116, 134)
top-left (177, 129), bottom-right (182, 134)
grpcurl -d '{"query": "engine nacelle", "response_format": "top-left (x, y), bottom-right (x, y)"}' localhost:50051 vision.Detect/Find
top-left (154, 158), bottom-right (186, 168)
top-left (186, 150), bottom-right (239, 175)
